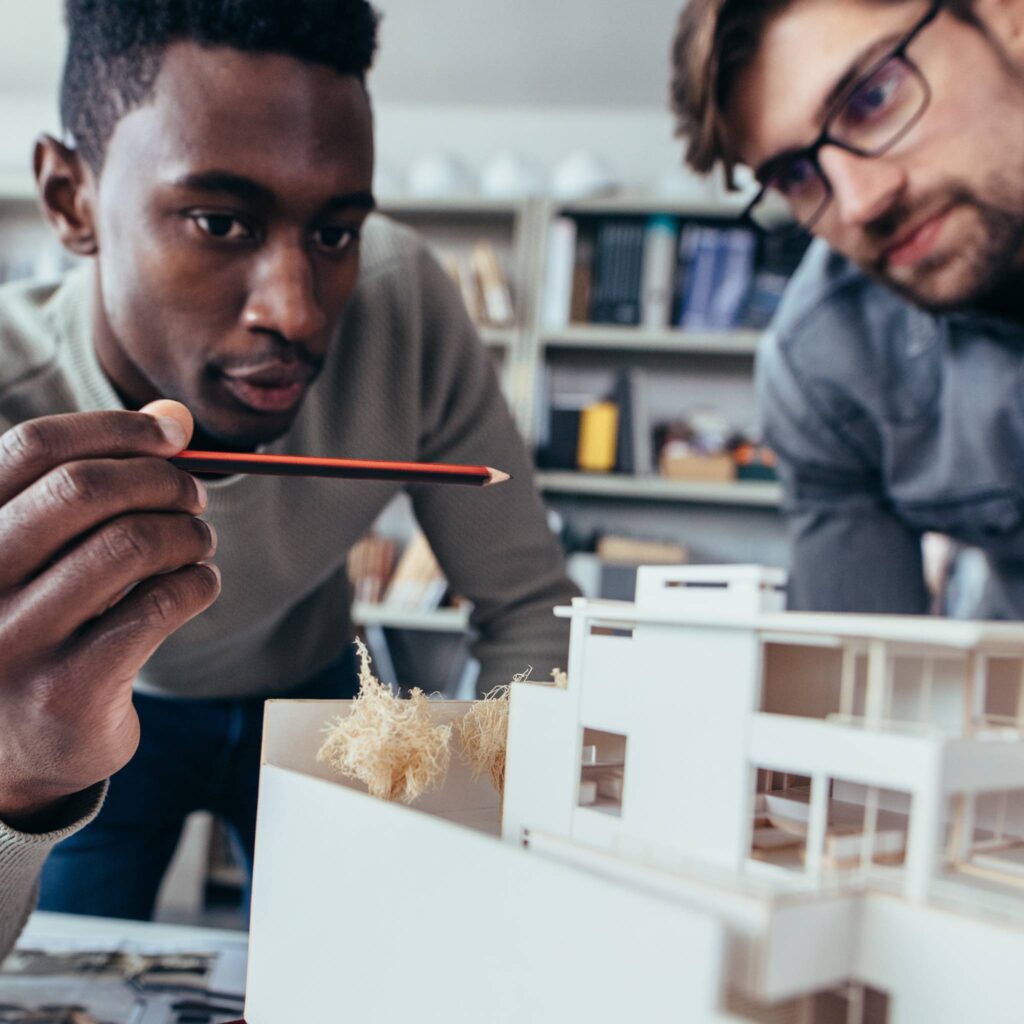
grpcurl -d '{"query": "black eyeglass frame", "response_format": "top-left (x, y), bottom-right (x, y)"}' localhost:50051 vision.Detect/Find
top-left (742, 0), bottom-right (942, 235)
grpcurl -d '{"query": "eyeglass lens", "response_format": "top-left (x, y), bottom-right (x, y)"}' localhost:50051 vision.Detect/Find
top-left (752, 55), bottom-right (928, 233)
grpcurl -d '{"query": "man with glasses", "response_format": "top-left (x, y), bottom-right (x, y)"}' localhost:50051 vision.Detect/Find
top-left (672, 0), bottom-right (1024, 614)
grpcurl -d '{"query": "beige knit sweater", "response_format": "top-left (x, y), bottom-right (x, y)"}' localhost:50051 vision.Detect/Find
top-left (0, 214), bottom-right (576, 957)
top-left (0, 784), bottom-right (106, 958)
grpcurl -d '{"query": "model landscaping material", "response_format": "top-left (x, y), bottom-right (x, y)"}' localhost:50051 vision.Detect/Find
top-left (455, 683), bottom-right (511, 793)
top-left (316, 639), bottom-right (451, 802)
top-left (246, 565), bottom-right (1024, 1023)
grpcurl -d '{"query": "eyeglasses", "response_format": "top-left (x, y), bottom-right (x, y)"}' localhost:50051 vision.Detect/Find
top-left (744, 0), bottom-right (942, 236)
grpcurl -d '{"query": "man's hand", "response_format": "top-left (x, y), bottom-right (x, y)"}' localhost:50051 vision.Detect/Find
top-left (0, 400), bottom-right (220, 830)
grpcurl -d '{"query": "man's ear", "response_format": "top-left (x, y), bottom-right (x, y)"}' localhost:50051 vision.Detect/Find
top-left (33, 134), bottom-right (99, 257)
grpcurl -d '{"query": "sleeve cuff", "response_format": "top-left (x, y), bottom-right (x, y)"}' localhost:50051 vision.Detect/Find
top-left (0, 780), bottom-right (108, 846)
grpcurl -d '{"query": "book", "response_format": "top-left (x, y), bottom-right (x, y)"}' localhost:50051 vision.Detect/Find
top-left (471, 243), bottom-right (515, 326)
top-left (570, 221), bottom-right (596, 324)
top-left (741, 231), bottom-right (812, 329)
top-left (590, 219), bottom-right (645, 326)
top-left (538, 407), bottom-right (583, 470)
top-left (347, 533), bottom-right (398, 605)
top-left (611, 368), bottom-right (652, 476)
top-left (679, 227), bottom-right (727, 331)
top-left (672, 225), bottom-right (701, 327)
top-left (611, 371), bottom-right (634, 475)
top-left (440, 245), bottom-right (515, 328)
top-left (441, 252), bottom-right (484, 323)
top-left (706, 228), bottom-right (756, 329)
top-left (629, 369), bottom-right (653, 476)
top-left (542, 216), bottom-right (578, 330)
top-left (640, 215), bottom-right (680, 330)
top-left (382, 531), bottom-right (448, 611)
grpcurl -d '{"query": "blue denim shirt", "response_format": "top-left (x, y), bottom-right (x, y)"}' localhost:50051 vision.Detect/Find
top-left (757, 240), bottom-right (1024, 618)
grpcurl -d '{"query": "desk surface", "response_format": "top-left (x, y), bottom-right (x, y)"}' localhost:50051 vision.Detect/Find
top-left (3, 911), bottom-right (249, 1023)
top-left (21, 909), bottom-right (250, 951)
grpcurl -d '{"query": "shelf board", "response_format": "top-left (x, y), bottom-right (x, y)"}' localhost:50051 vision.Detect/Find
top-left (536, 471), bottom-right (782, 508)
top-left (352, 601), bottom-right (471, 633)
top-left (377, 195), bottom-right (523, 217)
top-left (0, 173), bottom-right (37, 204)
top-left (556, 191), bottom-right (746, 219)
top-left (542, 326), bottom-right (761, 355)
top-left (478, 325), bottom-right (517, 348)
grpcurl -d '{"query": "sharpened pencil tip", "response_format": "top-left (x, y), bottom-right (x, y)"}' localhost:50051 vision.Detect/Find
top-left (486, 467), bottom-right (511, 486)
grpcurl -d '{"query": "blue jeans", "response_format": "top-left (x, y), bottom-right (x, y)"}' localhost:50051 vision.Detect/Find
top-left (39, 647), bottom-right (359, 921)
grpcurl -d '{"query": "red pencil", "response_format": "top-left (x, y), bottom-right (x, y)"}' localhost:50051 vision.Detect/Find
top-left (170, 450), bottom-right (510, 487)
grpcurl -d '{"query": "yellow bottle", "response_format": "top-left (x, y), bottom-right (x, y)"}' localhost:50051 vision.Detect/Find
top-left (577, 401), bottom-right (619, 472)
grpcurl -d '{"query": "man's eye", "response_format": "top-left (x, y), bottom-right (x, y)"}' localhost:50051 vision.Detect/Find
top-left (772, 157), bottom-right (819, 197)
top-left (315, 225), bottom-right (360, 252)
top-left (843, 61), bottom-right (908, 125)
top-left (193, 214), bottom-right (251, 240)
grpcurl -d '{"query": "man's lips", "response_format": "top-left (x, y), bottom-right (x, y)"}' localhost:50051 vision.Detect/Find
top-left (882, 209), bottom-right (951, 270)
top-left (217, 362), bottom-right (315, 414)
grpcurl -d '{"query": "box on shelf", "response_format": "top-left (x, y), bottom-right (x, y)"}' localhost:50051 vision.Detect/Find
top-left (659, 448), bottom-right (736, 482)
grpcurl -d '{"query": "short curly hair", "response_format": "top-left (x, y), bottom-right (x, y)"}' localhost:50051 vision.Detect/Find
top-left (61, 0), bottom-right (380, 171)
top-left (670, 0), bottom-right (979, 185)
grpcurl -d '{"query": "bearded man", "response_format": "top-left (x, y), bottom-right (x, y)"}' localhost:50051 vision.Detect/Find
top-left (672, 0), bottom-right (1024, 614)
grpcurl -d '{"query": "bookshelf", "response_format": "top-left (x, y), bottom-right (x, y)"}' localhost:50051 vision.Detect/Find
top-left (378, 194), bottom-right (538, 434)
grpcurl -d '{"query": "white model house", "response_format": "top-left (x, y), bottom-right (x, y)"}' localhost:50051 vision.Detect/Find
top-left (244, 564), bottom-right (1024, 1023)
top-left (503, 565), bottom-right (1024, 1023)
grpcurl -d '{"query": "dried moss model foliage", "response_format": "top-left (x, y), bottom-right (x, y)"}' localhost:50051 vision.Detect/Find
top-left (317, 639), bottom-right (452, 803)
top-left (456, 666), bottom-right (566, 795)
top-left (456, 684), bottom-right (511, 794)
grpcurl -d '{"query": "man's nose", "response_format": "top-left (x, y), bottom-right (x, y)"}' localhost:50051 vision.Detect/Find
top-left (242, 243), bottom-right (327, 344)
top-left (819, 146), bottom-right (907, 228)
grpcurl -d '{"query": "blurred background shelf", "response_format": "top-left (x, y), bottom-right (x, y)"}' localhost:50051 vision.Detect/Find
top-left (352, 601), bottom-right (471, 633)
top-left (541, 326), bottom-right (761, 355)
top-left (536, 471), bottom-right (782, 507)
top-left (556, 193), bottom-right (744, 218)
top-left (378, 195), bottom-right (524, 218)
top-left (478, 325), bottom-right (519, 348)
top-left (0, 173), bottom-right (35, 204)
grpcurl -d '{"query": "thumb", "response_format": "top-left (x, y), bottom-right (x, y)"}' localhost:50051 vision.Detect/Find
top-left (140, 399), bottom-right (195, 452)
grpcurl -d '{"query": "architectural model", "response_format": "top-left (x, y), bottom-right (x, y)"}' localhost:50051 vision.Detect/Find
top-left (245, 564), bottom-right (1024, 1023)
top-left (502, 565), bottom-right (1024, 1022)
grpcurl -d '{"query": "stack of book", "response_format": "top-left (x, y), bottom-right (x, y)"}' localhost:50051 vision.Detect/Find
top-left (347, 534), bottom-right (398, 605)
top-left (440, 241), bottom-right (515, 328)
top-left (543, 214), bottom-right (810, 333)
top-left (347, 530), bottom-right (450, 613)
